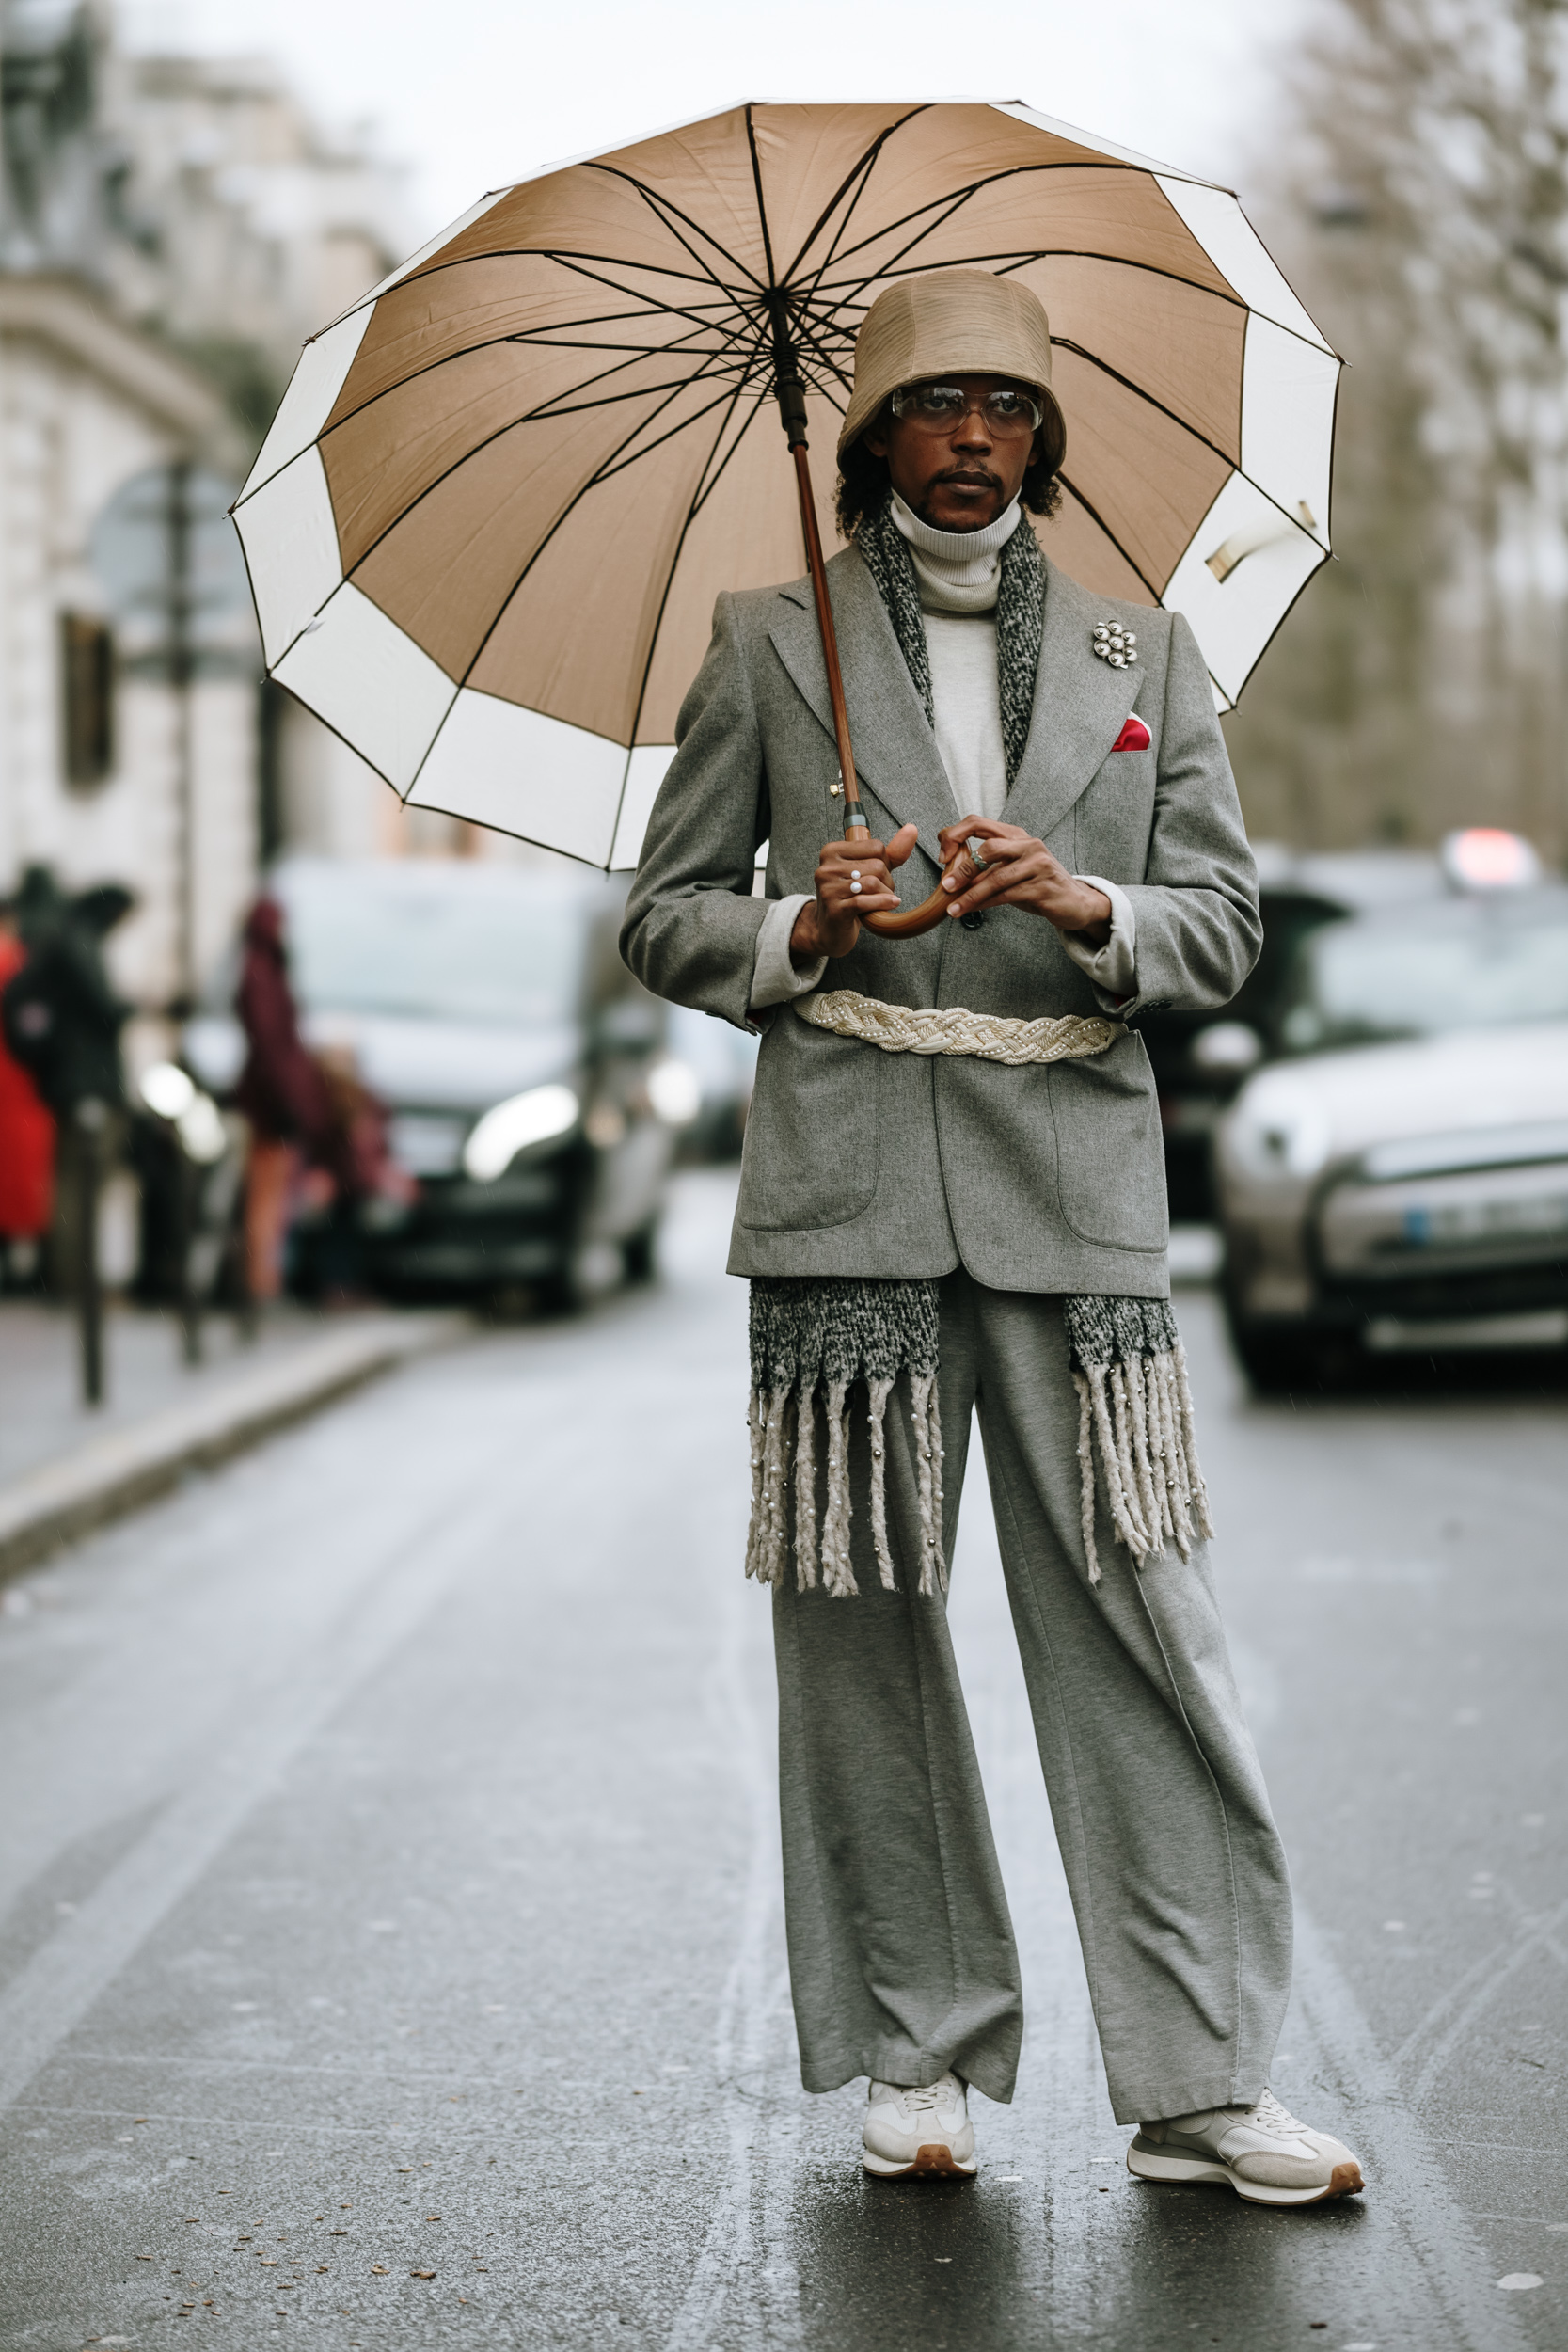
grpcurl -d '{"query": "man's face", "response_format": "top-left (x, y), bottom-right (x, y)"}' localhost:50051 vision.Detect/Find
top-left (863, 373), bottom-right (1039, 533)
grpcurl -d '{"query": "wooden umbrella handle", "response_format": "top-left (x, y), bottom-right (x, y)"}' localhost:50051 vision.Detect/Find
top-left (788, 440), bottom-right (964, 940)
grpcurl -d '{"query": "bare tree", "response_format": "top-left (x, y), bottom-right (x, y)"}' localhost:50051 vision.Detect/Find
top-left (1227, 0), bottom-right (1568, 860)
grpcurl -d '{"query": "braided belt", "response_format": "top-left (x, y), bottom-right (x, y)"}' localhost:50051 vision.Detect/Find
top-left (794, 988), bottom-right (1125, 1067)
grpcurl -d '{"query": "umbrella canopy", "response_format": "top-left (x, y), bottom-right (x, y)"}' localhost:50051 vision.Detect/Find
top-left (232, 101), bottom-right (1338, 871)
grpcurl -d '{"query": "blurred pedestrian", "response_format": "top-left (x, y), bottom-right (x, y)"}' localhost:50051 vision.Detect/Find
top-left (233, 897), bottom-right (331, 1300)
top-left (625, 272), bottom-right (1364, 2205)
top-left (0, 904), bottom-right (55, 1284)
top-left (309, 1042), bottom-right (417, 1305)
top-left (1, 874), bottom-right (135, 1296)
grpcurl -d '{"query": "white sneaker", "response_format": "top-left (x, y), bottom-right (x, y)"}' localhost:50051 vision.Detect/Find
top-left (863, 2072), bottom-right (977, 2178)
top-left (1127, 2088), bottom-right (1364, 2207)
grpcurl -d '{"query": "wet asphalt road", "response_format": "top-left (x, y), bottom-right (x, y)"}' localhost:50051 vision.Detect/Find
top-left (1, 1169), bottom-right (1565, 2352)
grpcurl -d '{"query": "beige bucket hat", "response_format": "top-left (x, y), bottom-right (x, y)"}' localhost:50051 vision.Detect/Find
top-left (836, 267), bottom-right (1067, 463)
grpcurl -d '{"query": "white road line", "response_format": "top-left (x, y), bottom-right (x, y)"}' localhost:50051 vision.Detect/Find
top-left (662, 1581), bottom-right (800, 2352)
top-left (1393, 1893), bottom-right (1568, 2101)
top-left (1291, 1909), bottom-right (1533, 2352)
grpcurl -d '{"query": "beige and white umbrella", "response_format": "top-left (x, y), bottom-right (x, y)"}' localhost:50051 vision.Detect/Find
top-left (232, 100), bottom-right (1338, 872)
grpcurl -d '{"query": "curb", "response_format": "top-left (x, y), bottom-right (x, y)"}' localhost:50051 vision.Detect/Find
top-left (0, 1312), bottom-right (472, 1581)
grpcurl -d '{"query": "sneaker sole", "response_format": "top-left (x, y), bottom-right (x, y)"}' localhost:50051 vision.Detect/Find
top-left (1126, 2146), bottom-right (1364, 2206)
top-left (863, 2142), bottom-right (978, 2180)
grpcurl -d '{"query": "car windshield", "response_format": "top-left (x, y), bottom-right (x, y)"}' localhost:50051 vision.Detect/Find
top-left (279, 868), bottom-right (589, 1028)
top-left (1278, 894), bottom-right (1568, 1053)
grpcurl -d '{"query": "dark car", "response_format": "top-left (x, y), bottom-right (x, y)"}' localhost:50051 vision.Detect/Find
top-left (186, 858), bottom-right (697, 1308)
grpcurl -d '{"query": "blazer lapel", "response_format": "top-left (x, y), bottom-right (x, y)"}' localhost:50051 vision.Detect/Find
top-left (768, 546), bottom-right (957, 867)
top-left (1003, 557), bottom-right (1151, 845)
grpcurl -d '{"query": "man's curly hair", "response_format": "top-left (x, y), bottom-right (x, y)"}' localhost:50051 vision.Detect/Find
top-left (834, 399), bottom-right (1067, 540)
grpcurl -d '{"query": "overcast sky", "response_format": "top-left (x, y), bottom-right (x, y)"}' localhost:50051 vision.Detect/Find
top-left (121, 0), bottom-right (1309, 246)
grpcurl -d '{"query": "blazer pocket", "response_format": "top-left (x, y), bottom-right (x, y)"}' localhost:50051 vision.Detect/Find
top-left (736, 1019), bottom-right (881, 1232)
top-left (1047, 1042), bottom-right (1168, 1252)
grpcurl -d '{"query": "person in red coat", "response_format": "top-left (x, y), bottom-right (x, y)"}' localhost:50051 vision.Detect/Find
top-left (233, 898), bottom-right (332, 1299)
top-left (0, 917), bottom-right (55, 1274)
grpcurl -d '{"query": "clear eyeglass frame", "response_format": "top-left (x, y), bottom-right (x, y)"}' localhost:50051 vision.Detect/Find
top-left (888, 382), bottom-right (1046, 438)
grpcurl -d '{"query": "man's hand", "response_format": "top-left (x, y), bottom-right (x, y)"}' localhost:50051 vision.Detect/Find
top-left (934, 817), bottom-right (1112, 945)
top-left (790, 824), bottom-right (920, 963)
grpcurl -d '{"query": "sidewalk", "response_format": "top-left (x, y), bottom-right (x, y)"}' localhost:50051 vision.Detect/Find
top-left (0, 1296), bottom-right (470, 1579)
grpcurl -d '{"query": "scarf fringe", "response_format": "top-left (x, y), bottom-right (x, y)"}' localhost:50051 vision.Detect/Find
top-left (748, 1282), bottom-right (1211, 1596)
top-left (1069, 1341), bottom-right (1213, 1582)
top-left (744, 1365), bottom-right (948, 1599)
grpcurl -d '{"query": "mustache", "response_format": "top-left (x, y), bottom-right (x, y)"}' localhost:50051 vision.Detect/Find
top-left (932, 465), bottom-right (1003, 489)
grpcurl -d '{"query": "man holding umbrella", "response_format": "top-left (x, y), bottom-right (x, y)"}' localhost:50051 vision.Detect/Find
top-left (624, 269), bottom-right (1364, 2206)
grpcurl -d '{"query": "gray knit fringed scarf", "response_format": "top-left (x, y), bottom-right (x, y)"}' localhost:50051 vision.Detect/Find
top-left (743, 501), bottom-right (1212, 1601)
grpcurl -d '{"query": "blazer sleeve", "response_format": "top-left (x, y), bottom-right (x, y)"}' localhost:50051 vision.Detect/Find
top-left (1113, 612), bottom-right (1261, 1018)
top-left (619, 593), bottom-right (773, 1030)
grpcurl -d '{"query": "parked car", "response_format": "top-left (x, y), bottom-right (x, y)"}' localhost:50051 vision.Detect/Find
top-left (1213, 882), bottom-right (1568, 1388)
top-left (1142, 844), bottom-right (1449, 1221)
top-left (667, 1002), bottom-right (758, 1160)
top-left (186, 858), bottom-right (696, 1308)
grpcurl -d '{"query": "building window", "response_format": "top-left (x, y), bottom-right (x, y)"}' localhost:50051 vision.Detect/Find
top-left (60, 612), bottom-right (115, 787)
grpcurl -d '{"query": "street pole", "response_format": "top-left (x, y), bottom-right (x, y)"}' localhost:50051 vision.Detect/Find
top-left (167, 457), bottom-right (195, 1008)
top-left (177, 1148), bottom-right (202, 1367)
top-left (75, 1098), bottom-right (106, 1406)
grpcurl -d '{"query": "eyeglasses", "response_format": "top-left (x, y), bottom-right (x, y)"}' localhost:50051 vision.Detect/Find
top-left (888, 383), bottom-right (1045, 439)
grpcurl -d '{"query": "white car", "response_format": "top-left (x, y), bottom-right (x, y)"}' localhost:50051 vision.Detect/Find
top-left (1214, 886), bottom-right (1568, 1387)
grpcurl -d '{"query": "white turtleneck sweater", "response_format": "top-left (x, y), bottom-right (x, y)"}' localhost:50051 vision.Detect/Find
top-left (751, 492), bottom-right (1137, 1009)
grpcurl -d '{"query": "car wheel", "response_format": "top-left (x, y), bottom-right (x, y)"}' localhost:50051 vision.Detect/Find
top-left (622, 1216), bottom-right (660, 1286)
top-left (1227, 1318), bottom-right (1328, 1395)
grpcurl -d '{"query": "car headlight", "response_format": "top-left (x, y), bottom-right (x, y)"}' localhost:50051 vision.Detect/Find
top-left (1225, 1078), bottom-right (1332, 1182)
top-left (646, 1057), bottom-right (702, 1127)
top-left (462, 1084), bottom-right (578, 1182)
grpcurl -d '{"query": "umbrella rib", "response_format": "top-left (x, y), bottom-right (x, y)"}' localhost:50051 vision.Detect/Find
top-left (446, 364), bottom-right (755, 694)
top-left (1054, 473), bottom-right (1164, 601)
top-left (587, 165), bottom-right (767, 294)
top-left (621, 380), bottom-right (755, 782)
top-left (790, 153), bottom-right (887, 318)
top-left (1048, 337), bottom-right (1241, 469)
top-left (331, 335), bottom-right (748, 594)
top-left (823, 184), bottom-right (999, 305)
top-left (781, 107), bottom-right (930, 290)
top-left (687, 376), bottom-right (780, 520)
top-left (813, 157), bottom-right (1165, 279)
top-left (817, 246), bottom-right (1251, 321)
top-left (785, 304), bottom-right (856, 395)
top-left (591, 374), bottom-right (773, 485)
top-left (314, 293), bottom-right (764, 448)
top-left (541, 249), bottom-right (758, 342)
top-left (744, 105), bottom-right (778, 288)
top-left (315, 336), bottom-right (752, 462)
top-left (356, 242), bottom-right (760, 309)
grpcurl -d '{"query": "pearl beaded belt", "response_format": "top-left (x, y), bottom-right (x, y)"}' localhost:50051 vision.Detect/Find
top-left (794, 989), bottom-right (1125, 1066)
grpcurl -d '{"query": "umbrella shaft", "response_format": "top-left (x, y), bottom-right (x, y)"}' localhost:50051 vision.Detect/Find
top-left (788, 441), bottom-right (865, 837)
top-left (786, 438), bottom-right (958, 936)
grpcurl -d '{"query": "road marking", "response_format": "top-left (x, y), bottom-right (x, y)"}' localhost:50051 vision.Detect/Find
top-left (1392, 1893), bottom-right (1568, 2102)
top-left (661, 1581), bottom-right (800, 2352)
top-left (1290, 1909), bottom-right (1532, 2352)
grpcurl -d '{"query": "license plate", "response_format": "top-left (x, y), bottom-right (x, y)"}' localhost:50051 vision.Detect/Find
top-left (1403, 1192), bottom-right (1568, 1247)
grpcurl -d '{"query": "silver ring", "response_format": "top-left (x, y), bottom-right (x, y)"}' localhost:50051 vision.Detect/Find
top-left (966, 835), bottom-right (988, 870)
top-left (849, 881), bottom-right (863, 896)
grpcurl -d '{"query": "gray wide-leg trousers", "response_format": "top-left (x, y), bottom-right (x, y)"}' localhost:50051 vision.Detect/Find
top-left (770, 1271), bottom-right (1292, 2126)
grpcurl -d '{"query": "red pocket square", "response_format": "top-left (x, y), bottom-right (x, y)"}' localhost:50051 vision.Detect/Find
top-left (1111, 715), bottom-right (1150, 754)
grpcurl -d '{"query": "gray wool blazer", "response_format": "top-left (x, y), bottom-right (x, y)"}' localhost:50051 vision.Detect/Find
top-left (620, 541), bottom-right (1259, 1295)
